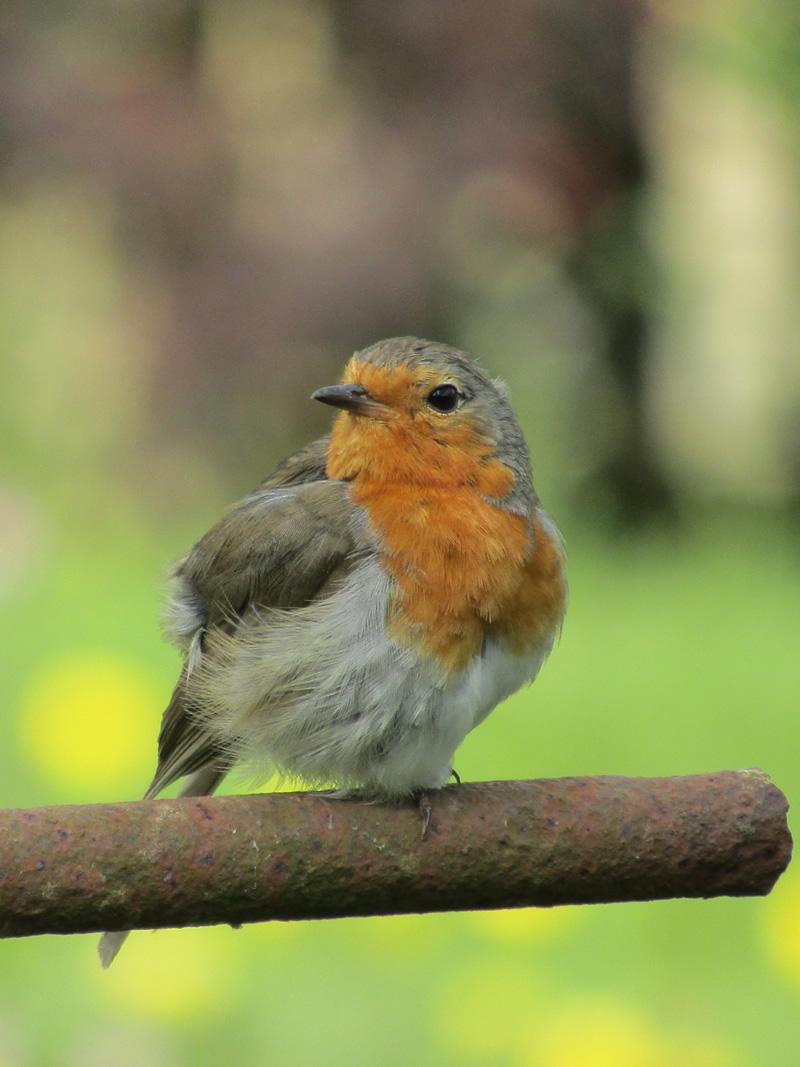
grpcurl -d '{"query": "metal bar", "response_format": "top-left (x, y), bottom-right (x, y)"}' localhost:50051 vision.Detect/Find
top-left (0, 771), bottom-right (791, 938)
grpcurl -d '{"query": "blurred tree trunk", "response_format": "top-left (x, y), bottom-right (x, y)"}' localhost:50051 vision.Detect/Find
top-left (560, 47), bottom-right (677, 528)
top-left (3, 0), bottom-right (678, 518)
top-left (329, 0), bottom-right (676, 527)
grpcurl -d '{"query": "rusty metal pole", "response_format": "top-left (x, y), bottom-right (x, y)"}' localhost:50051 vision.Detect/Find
top-left (0, 771), bottom-right (791, 938)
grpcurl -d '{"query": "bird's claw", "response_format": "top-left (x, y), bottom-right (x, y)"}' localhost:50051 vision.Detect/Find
top-left (417, 792), bottom-right (433, 840)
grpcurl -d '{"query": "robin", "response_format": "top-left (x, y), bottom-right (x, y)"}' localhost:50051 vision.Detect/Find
top-left (99, 336), bottom-right (567, 966)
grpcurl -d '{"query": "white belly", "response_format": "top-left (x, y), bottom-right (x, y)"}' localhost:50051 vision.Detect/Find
top-left (348, 634), bottom-right (548, 796)
top-left (186, 557), bottom-right (552, 797)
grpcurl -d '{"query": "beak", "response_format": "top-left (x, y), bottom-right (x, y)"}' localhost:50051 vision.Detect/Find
top-left (311, 383), bottom-right (389, 418)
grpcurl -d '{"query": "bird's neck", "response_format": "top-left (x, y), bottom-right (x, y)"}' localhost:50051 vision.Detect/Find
top-left (326, 413), bottom-right (516, 497)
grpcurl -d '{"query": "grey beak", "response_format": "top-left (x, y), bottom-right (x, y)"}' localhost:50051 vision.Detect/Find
top-left (311, 384), bottom-right (388, 417)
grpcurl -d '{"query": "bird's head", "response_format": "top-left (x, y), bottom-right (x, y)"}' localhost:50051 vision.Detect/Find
top-left (313, 337), bottom-right (535, 513)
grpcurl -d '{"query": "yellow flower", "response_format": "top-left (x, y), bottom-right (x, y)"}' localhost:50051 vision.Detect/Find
top-left (438, 980), bottom-right (737, 1067)
top-left (18, 655), bottom-right (160, 796)
top-left (532, 1001), bottom-right (675, 1067)
top-left (527, 999), bottom-right (736, 1067)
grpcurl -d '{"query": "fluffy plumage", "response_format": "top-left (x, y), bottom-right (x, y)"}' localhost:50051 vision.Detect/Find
top-left (98, 336), bottom-right (566, 968)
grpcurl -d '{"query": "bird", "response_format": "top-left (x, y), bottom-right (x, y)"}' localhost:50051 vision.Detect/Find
top-left (98, 336), bottom-right (567, 967)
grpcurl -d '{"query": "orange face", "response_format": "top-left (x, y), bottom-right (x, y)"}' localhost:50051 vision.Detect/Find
top-left (339, 357), bottom-right (451, 417)
top-left (326, 359), bottom-right (514, 500)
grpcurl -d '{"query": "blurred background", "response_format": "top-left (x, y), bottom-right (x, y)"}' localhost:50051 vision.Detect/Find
top-left (1, 1), bottom-right (799, 1064)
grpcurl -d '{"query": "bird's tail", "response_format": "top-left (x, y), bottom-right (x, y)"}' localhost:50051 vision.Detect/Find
top-left (97, 929), bottom-right (130, 971)
top-left (97, 764), bottom-right (228, 969)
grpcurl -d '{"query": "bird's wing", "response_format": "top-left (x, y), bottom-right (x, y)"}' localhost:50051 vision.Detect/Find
top-left (254, 434), bottom-right (329, 491)
top-left (147, 436), bottom-right (366, 797)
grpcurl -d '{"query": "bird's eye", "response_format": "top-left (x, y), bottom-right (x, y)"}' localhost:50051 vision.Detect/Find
top-left (427, 384), bottom-right (460, 413)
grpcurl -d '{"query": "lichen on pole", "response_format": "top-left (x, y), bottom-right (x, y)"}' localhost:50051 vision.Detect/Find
top-left (0, 770), bottom-right (791, 939)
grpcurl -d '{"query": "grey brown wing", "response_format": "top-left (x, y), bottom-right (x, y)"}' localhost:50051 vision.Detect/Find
top-left (255, 435), bottom-right (329, 490)
top-left (146, 471), bottom-right (362, 798)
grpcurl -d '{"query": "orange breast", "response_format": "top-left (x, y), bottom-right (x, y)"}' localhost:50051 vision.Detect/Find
top-left (349, 482), bottom-right (566, 670)
top-left (326, 390), bottom-right (566, 672)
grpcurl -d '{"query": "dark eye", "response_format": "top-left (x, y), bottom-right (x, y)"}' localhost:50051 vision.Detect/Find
top-left (427, 384), bottom-right (460, 413)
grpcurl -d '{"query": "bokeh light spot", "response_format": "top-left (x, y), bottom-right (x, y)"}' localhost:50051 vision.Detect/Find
top-left (763, 868), bottom-right (800, 989)
top-left (533, 1001), bottom-right (679, 1067)
top-left (18, 655), bottom-right (159, 794)
top-left (91, 926), bottom-right (237, 1023)
top-left (472, 905), bottom-right (580, 945)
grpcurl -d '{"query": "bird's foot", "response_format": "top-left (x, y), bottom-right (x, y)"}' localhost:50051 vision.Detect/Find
top-left (307, 787), bottom-right (363, 801)
top-left (449, 768), bottom-right (462, 785)
top-left (415, 791), bottom-right (434, 841)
